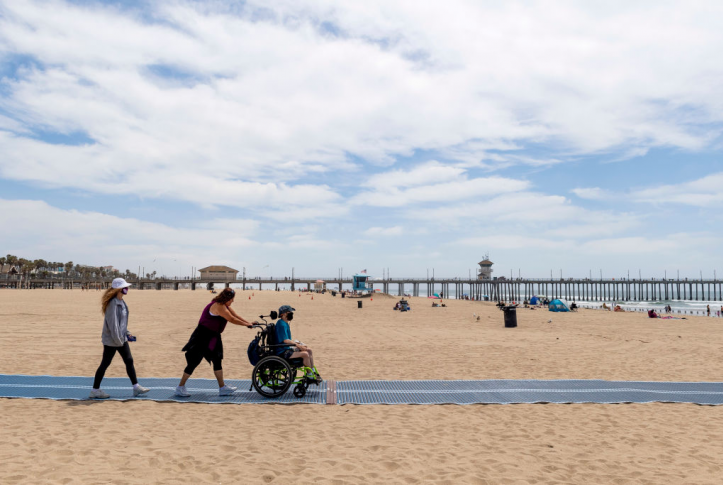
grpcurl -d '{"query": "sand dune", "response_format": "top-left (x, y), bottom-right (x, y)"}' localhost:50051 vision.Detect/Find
top-left (1, 289), bottom-right (722, 484)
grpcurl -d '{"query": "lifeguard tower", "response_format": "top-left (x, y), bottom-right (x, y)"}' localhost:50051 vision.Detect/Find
top-left (352, 272), bottom-right (372, 293)
top-left (478, 254), bottom-right (493, 280)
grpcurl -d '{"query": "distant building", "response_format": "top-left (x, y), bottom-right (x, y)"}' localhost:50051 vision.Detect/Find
top-left (198, 265), bottom-right (239, 281)
top-left (1, 264), bottom-right (19, 276)
top-left (477, 256), bottom-right (493, 280)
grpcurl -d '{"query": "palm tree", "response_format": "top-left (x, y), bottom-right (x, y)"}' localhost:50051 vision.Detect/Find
top-left (34, 259), bottom-right (47, 275)
top-left (65, 261), bottom-right (73, 276)
top-left (16, 258), bottom-right (28, 287)
top-left (0, 256), bottom-right (6, 266)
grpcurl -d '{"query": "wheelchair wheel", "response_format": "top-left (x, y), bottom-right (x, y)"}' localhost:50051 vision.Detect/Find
top-left (252, 356), bottom-right (293, 398)
top-left (293, 384), bottom-right (307, 398)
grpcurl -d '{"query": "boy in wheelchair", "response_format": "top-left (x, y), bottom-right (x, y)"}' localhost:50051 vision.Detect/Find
top-left (274, 305), bottom-right (322, 382)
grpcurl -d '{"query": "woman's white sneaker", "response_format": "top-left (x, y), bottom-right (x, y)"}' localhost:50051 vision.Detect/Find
top-left (218, 385), bottom-right (237, 396)
top-left (89, 389), bottom-right (109, 399)
top-left (133, 385), bottom-right (150, 397)
top-left (175, 386), bottom-right (191, 397)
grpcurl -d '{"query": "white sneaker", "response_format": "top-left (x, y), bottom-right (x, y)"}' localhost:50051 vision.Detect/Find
top-left (133, 385), bottom-right (150, 397)
top-left (89, 389), bottom-right (109, 399)
top-left (175, 386), bottom-right (191, 397)
top-left (219, 385), bottom-right (237, 396)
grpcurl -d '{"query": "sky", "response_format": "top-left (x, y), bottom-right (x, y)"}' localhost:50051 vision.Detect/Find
top-left (1, 0), bottom-right (722, 280)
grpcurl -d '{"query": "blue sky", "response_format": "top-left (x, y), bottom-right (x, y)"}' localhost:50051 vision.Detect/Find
top-left (1, 0), bottom-right (722, 280)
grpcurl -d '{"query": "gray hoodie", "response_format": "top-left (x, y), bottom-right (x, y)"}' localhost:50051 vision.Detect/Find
top-left (102, 297), bottom-right (131, 347)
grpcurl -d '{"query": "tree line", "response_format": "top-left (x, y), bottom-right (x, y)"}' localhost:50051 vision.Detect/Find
top-left (1, 254), bottom-right (139, 281)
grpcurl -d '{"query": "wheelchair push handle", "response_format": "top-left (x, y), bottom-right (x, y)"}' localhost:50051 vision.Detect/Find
top-left (253, 310), bottom-right (279, 327)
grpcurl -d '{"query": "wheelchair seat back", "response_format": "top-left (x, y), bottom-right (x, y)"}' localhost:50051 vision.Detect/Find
top-left (262, 323), bottom-right (277, 349)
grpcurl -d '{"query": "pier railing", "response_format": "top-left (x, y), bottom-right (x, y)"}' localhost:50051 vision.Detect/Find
top-left (3, 275), bottom-right (723, 302)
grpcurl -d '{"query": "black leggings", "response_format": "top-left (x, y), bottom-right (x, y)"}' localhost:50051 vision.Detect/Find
top-left (93, 342), bottom-right (138, 389)
top-left (184, 350), bottom-right (223, 375)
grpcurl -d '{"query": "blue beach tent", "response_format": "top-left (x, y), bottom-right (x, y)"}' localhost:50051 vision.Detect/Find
top-left (548, 299), bottom-right (570, 312)
top-left (530, 296), bottom-right (540, 305)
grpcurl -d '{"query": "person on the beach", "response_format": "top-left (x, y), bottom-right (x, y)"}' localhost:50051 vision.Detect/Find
top-left (274, 305), bottom-right (322, 382)
top-left (90, 278), bottom-right (149, 399)
top-left (707, 305), bottom-right (711, 317)
top-left (175, 288), bottom-right (255, 397)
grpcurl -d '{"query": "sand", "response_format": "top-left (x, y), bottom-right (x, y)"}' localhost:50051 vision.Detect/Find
top-left (1, 289), bottom-right (723, 484)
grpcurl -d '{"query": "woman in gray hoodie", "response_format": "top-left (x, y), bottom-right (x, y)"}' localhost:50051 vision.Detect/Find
top-left (90, 278), bottom-right (149, 399)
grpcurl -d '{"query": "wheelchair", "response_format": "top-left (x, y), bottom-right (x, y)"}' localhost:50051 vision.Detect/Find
top-left (248, 311), bottom-right (321, 399)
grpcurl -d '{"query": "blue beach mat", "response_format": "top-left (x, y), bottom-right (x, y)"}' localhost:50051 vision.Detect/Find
top-left (0, 374), bottom-right (326, 404)
top-left (1, 374), bottom-right (722, 405)
top-left (336, 379), bottom-right (723, 405)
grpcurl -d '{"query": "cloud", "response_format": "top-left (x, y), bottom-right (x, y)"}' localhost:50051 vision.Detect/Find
top-left (456, 233), bottom-right (715, 256)
top-left (2, 1), bottom-right (723, 277)
top-left (631, 172), bottom-right (723, 206)
top-left (406, 192), bottom-right (576, 223)
top-left (353, 162), bottom-right (529, 207)
top-left (457, 234), bottom-right (570, 250)
top-left (1, 0), bottom-right (723, 212)
top-left (0, 198), bottom-right (256, 267)
top-left (571, 187), bottom-right (613, 200)
top-left (363, 226), bottom-right (403, 236)
top-left (362, 161), bottom-right (465, 189)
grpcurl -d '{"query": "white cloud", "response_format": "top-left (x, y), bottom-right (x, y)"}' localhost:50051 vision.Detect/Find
top-left (353, 162), bottom-right (530, 207)
top-left (571, 187), bottom-right (613, 200)
top-left (457, 234), bottom-right (569, 250)
top-left (363, 226), bottom-right (403, 236)
top-left (0, 198), bottom-right (256, 268)
top-left (362, 161), bottom-right (465, 189)
top-left (631, 172), bottom-right (723, 206)
top-left (1, 0), bottom-right (723, 211)
top-left (456, 233), bottom-right (716, 256)
top-left (2, 1), bottom-right (723, 277)
top-left (406, 192), bottom-right (575, 222)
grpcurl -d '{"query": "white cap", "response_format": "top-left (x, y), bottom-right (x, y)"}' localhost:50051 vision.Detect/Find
top-left (111, 278), bottom-right (132, 289)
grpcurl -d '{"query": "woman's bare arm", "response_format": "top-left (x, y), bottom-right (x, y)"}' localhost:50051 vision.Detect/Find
top-left (212, 303), bottom-right (253, 327)
top-left (227, 306), bottom-right (242, 319)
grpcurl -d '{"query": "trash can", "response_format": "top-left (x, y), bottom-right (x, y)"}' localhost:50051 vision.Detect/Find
top-left (341, 292), bottom-right (345, 298)
top-left (503, 306), bottom-right (517, 328)
top-left (357, 300), bottom-right (362, 309)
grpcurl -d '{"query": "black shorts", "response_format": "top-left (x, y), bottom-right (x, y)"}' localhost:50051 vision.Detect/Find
top-left (281, 349), bottom-right (294, 360)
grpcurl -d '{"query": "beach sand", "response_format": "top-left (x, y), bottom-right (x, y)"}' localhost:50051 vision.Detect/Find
top-left (1, 289), bottom-right (722, 484)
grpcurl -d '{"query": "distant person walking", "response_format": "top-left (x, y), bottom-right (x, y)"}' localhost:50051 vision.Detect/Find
top-left (175, 288), bottom-right (255, 397)
top-left (90, 278), bottom-right (149, 399)
top-left (707, 305), bottom-right (711, 317)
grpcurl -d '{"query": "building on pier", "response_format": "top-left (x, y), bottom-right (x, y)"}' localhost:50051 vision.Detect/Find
top-left (198, 265), bottom-right (239, 281)
top-left (478, 256), bottom-right (493, 280)
top-left (1, 264), bottom-right (19, 276)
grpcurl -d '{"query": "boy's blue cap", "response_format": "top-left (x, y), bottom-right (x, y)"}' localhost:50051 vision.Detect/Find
top-left (278, 305), bottom-right (296, 314)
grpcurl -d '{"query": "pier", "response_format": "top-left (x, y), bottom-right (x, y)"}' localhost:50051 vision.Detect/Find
top-left (2, 275), bottom-right (723, 302)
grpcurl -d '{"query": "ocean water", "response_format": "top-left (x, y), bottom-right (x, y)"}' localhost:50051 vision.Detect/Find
top-left (574, 299), bottom-right (723, 316)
